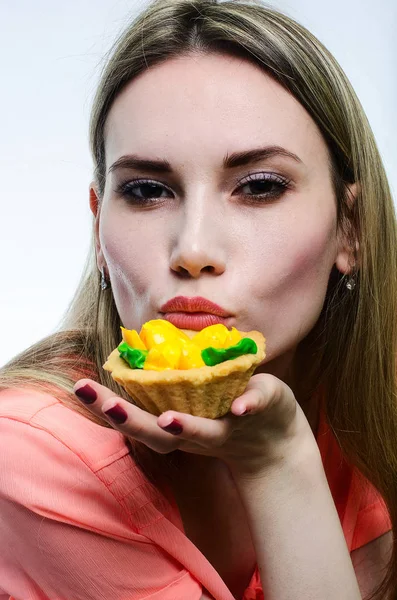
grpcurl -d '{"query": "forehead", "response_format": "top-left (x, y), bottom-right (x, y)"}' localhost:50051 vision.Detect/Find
top-left (104, 53), bottom-right (329, 171)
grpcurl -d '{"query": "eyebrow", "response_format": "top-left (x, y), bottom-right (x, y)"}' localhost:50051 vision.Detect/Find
top-left (108, 145), bottom-right (303, 174)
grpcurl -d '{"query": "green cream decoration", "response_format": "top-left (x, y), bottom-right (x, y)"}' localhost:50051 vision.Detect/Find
top-left (118, 341), bottom-right (148, 369)
top-left (201, 338), bottom-right (257, 366)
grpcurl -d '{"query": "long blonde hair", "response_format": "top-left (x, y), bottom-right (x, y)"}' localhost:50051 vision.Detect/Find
top-left (1, 1), bottom-right (396, 597)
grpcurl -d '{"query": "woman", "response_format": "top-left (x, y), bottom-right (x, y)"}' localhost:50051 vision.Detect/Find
top-left (0, 0), bottom-right (396, 598)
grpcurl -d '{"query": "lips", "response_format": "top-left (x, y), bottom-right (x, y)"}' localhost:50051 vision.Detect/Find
top-left (159, 296), bottom-right (233, 331)
top-left (159, 296), bottom-right (231, 317)
top-left (163, 313), bottom-right (232, 330)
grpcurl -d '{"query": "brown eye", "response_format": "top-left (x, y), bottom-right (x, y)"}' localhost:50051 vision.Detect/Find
top-left (237, 173), bottom-right (291, 203)
top-left (115, 179), bottom-right (171, 205)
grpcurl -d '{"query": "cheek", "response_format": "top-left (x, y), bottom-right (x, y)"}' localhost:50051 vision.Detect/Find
top-left (287, 237), bottom-right (330, 281)
top-left (251, 226), bottom-right (337, 361)
top-left (99, 210), bottom-right (162, 293)
top-left (245, 217), bottom-right (337, 334)
top-left (273, 216), bottom-right (337, 288)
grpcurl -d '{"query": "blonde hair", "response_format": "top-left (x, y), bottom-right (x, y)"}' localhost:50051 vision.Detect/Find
top-left (1, 1), bottom-right (396, 597)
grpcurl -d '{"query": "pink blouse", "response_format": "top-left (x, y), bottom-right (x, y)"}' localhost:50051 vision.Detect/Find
top-left (0, 387), bottom-right (391, 600)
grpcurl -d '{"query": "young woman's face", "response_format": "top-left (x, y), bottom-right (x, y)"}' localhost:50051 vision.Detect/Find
top-left (90, 53), bottom-right (353, 382)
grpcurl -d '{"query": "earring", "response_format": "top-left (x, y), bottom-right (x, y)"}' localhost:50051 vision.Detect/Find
top-left (346, 274), bottom-right (356, 291)
top-left (100, 267), bottom-right (109, 290)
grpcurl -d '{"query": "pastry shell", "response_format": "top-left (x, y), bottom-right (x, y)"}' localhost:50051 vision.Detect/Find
top-left (103, 329), bottom-right (266, 419)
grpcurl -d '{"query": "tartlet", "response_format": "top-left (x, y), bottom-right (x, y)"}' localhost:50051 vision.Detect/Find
top-left (103, 320), bottom-right (266, 419)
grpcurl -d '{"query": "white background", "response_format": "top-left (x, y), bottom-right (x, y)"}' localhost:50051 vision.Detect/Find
top-left (1, 0), bottom-right (396, 367)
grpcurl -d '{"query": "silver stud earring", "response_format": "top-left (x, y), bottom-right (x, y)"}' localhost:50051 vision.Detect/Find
top-left (100, 267), bottom-right (109, 290)
top-left (346, 275), bottom-right (356, 291)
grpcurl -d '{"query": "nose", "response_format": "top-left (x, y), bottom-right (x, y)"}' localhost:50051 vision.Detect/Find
top-left (169, 197), bottom-right (226, 278)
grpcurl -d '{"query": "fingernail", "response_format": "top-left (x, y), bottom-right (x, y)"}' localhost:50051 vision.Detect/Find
top-left (75, 384), bottom-right (97, 404)
top-left (104, 404), bottom-right (128, 424)
top-left (161, 419), bottom-right (183, 435)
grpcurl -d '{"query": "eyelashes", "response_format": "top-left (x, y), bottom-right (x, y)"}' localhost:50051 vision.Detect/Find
top-left (114, 172), bottom-right (292, 206)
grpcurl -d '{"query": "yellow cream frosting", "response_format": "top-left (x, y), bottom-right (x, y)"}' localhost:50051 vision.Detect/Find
top-left (120, 319), bottom-right (243, 371)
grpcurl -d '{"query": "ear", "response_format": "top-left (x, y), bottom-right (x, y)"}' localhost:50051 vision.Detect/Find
top-left (335, 181), bottom-right (360, 275)
top-left (89, 182), bottom-right (106, 273)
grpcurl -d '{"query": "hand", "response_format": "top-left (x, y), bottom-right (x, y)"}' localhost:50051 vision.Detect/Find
top-left (73, 373), bottom-right (314, 476)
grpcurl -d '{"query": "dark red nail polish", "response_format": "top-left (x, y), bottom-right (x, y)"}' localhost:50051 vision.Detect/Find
top-left (104, 404), bottom-right (128, 424)
top-left (162, 419), bottom-right (183, 435)
top-left (75, 384), bottom-right (97, 404)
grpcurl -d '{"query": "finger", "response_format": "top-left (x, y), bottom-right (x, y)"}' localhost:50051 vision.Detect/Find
top-left (73, 378), bottom-right (182, 454)
top-left (230, 373), bottom-right (281, 415)
top-left (157, 410), bottom-right (234, 448)
top-left (74, 378), bottom-right (122, 408)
